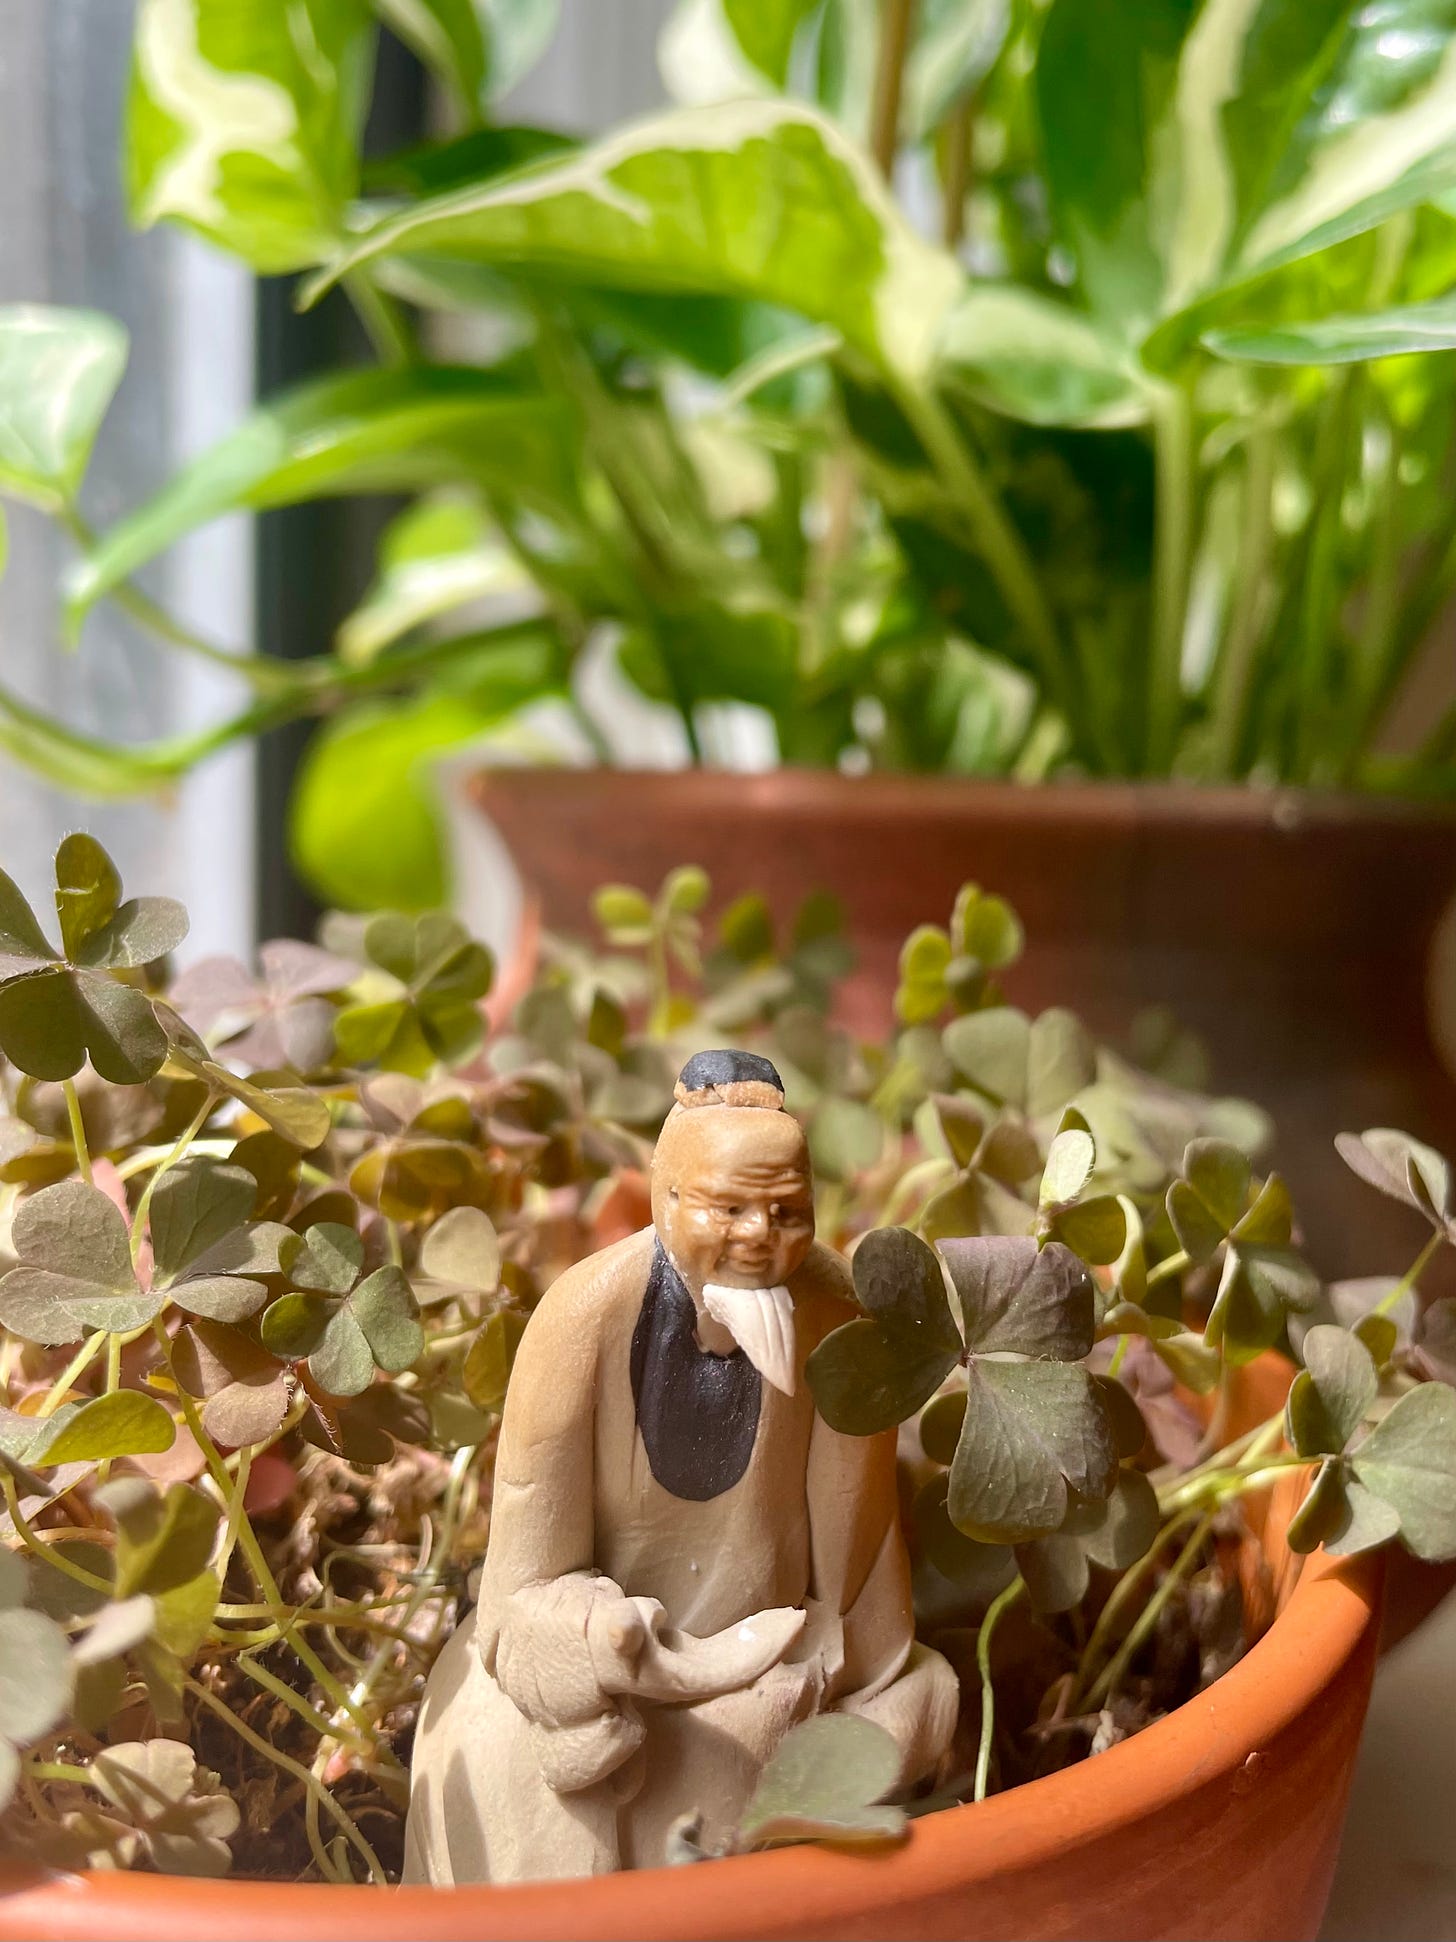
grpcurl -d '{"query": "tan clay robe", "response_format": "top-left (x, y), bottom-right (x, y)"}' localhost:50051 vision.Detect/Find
top-left (404, 1227), bottom-right (955, 1883)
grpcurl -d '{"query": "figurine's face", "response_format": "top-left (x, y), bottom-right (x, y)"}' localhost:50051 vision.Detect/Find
top-left (652, 1108), bottom-right (815, 1292)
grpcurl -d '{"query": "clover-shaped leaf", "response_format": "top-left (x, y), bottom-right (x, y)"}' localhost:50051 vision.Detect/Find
top-left (419, 1204), bottom-right (501, 1296)
top-left (0, 1180), bottom-right (161, 1343)
top-left (1036, 1113), bottom-right (1126, 1267)
top-left (1014, 1469), bottom-right (1161, 1613)
top-left (172, 1321), bottom-right (291, 1450)
top-left (462, 1308), bottom-right (528, 1412)
top-left (90, 1741), bottom-right (239, 1877)
top-left (159, 1016), bottom-right (331, 1149)
top-left (149, 1157), bottom-right (293, 1322)
top-left (1347, 1383), bottom-right (1456, 1562)
top-left (333, 910), bottom-right (492, 1075)
top-left (1204, 1173), bottom-right (1320, 1365)
top-left (737, 1715), bottom-right (904, 1848)
top-left (942, 1234), bottom-right (1095, 1360)
top-left (262, 1227), bottom-right (423, 1398)
top-left (98, 1479), bottom-right (220, 1599)
top-left (170, 940), bottom-right (352, 1071)
top-left (935, 1236), bottom-right (1114, 1544)
top-left (1336, 1127), bottom-right (1456, 1242)
top-left (805, 1228), bottom-right (962, 1437)
top-left (894, 884), bottom-right (1022, 1024)
top-left (1286, 1326), bottom-right (1378, 1458)
top-left (1167, 1139), bottom-right (1250, 1262)
top-left (0, 840), bottom-right (185, 1085)
top-left (943, 1005), bottom-right (1094, 1122)
top-left (0, 1589), bottom-right (73, 1805)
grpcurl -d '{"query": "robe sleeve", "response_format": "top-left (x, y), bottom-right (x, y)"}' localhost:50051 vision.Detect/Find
top-left (474, 1235), bottom-right (652, 1792)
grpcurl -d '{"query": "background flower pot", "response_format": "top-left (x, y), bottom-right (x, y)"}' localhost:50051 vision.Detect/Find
top-left (460, 768), bottom-right (1456, 1285)
top-left (0, 1375), bottom-right (1382, 1941)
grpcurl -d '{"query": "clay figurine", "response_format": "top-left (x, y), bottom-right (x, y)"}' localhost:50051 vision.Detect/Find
top-left (404, 1049), bottom-right (957, 1883)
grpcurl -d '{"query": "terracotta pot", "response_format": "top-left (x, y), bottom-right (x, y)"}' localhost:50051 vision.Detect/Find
top-left (0, 1365), bottom-right (1384, 1942)
top-left (462, 770), bottom-right (1456, 1284)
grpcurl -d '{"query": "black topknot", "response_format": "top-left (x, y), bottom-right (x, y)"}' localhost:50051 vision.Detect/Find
top-left (677, 1049), bottom-right (783, 1094)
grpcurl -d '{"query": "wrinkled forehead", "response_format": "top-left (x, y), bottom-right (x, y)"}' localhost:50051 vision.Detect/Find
top-left (653, 1106), bottom-right (811, 1196)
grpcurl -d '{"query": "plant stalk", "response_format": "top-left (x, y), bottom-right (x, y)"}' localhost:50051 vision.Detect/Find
top-left (61, 1079), bottom-right (93, 1185)
top-left (974, 1576), bottom-right (1025, 1802)
top-left (1147, 380), bottom-right (1194, 773)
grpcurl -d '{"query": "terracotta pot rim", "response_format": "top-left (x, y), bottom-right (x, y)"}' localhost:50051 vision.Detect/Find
top-left (466, 765), bottom-right (1456, 837)
top-left (0, 1542), bottom-right (1383, 1940)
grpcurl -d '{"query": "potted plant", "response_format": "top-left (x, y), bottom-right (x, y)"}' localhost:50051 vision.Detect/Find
top-left (0, 838), bottom-right (1454, 1938)
top-left (1, 1), bottom-right (1455, 1274)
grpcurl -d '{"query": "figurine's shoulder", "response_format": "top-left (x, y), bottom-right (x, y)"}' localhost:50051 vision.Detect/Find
top-left (790, 1240), bottom-right (858, 1348)
top-left (527, 1226), bottom-right (657, 1339)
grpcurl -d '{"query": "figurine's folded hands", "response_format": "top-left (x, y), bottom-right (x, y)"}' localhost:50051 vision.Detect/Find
top-left (484, 1570), bottom-right (810, 1795)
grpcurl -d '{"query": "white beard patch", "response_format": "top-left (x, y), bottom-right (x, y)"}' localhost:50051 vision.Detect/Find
top-left (702, 1283), bottom-right (798, 1397)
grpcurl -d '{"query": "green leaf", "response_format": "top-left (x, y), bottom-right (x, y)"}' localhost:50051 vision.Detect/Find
top-left (336, 492), bottom-right (522, 666)
top-left (260, 1290), bottom-right (333, 1361)
top-left (940, 1235), bottom-right (1095, 1360)
top-left (290, 646), bottom-right (560, 912)
top-left (53, 833), bottom-right (119, 960)
top-left (66, 367), bottom-right (575, 637)
top-left (1351, 1382), bottom-right (1456, 1562)
top-left (1040, 1127), bottom-right (1095, 1208)
top-left (0, 306), bottom-right (128, 510)
top-left (462, 1307), bottom-right (527, 1411)
top-left (1335, 1127), bottom-right (1454, 1238)
top-left (937, 285), bottom-right (1148, 428)
top-left (1286, 1325), bottom-right (1378, 1457)
top-left (285, 1222), bottom-right (363, 1295)
top-left (421, 1205), bottom-right (501, 1291)
top-left (911, 1472), bottom-right (1019, 1596)
top-left (102, 1480), bottom-right (221, 1599)
top-left (373, 0), bottom-right (488, 115)
top-left (808, 1096), bottom-right (883, 1182)
top-left (0, 1180), bottom-right (159, 1343)
top-left (304, 101), bottom-right (963, 381)
top-left (660, 864), bottom-right (711, 917)
top-left (1206, 292), bottom-right (1456, 364)
top-left (350, 1264), bottom-right (424, 1373)
top-left (41, 1392), bottom-right (176, 1464)
top-left (307, 1304), bottom-right (375, 1397)
top-left (149, 1159), bottom-right (257, 1283)
top-left (1287, 1457), bottom-right (1351, 1555)
top-left (0, 870), bottom-right (57, 977)
top-left (126, 0), bottom-right (375, 273)
top-left (1167, 1138), bottom-right (1251, 1262)
top-left (805, 1226), bottom-right (961, 1436)
top-left (0, 967), bottom-right (167, 1086)
top-left (738, 1714), bottom-right (905, 1846)
top-left (1050, 1195), bottom-right (1127, 1267)
top-left (949, 1358), bottom-right (1116, 1544)
top-left (0, 1608), bottom-right (72, 1748)
top-left (902, 0), bottom-right (1009, 139)
top-left (1039, 0), bottom-right (1456, 341)
top-left (719, 0), bottom-right (819, 85)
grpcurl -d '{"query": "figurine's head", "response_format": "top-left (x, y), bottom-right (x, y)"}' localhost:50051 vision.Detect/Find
top-left (651, 1051), bottom-right (815, 1295)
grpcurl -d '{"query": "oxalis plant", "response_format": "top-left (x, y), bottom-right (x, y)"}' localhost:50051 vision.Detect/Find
top-left (2, 839), bottom-right (1456, 1877)
top-left (4, 0), bottom-right (1456, 912)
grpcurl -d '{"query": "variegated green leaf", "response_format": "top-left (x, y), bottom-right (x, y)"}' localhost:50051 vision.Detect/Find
top-left (127, 0), bottom-right (376, 272)
top-left (304, 101), bottom-right (964, 381)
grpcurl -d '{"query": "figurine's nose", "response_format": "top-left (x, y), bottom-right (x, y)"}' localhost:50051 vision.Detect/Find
top-left (732, 1205), bottom-right (770, 1238)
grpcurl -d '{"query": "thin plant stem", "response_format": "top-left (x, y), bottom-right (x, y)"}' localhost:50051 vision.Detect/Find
top-left (974, 1576), bottom-right (1025, 1802)
top-left (59, 508), bottom-right (286, 690)
top-left (1376, 1231), bottom-right (1443, 1314)
top-left (343, 270), bottom-right (416, 368)
top-left (1085, 1511), bottom-right (1216, 1708)
top-left (1069, 1507), bottom-right (1201, 1708)
top-left (1147, 380), bottom-right (1194, 773)
top-left (1209, 426), bottom-right (1274, 776)
top-left (1, 1471), bottom-right (112, 1593)
top-left (869, 0), bottom-right (918, 175)
top-left (893, 380), bottom-right (1074, 731)
top-left (182, 1675), bottom-right (386, 1885)
top-left (36, 1330), bottom-right (108, 1415)
top-left (61, 1080), bottom-right (93, 1185)
top-left (940, 98), bottom-right (973, 249)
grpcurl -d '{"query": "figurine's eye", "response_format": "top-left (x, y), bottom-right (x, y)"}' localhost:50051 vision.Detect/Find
top-left (725, 1204), bottom-right (742, 1218)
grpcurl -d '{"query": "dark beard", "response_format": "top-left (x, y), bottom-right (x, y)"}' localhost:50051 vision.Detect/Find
top-left (628, 1241), bottom-right (763, 1502)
